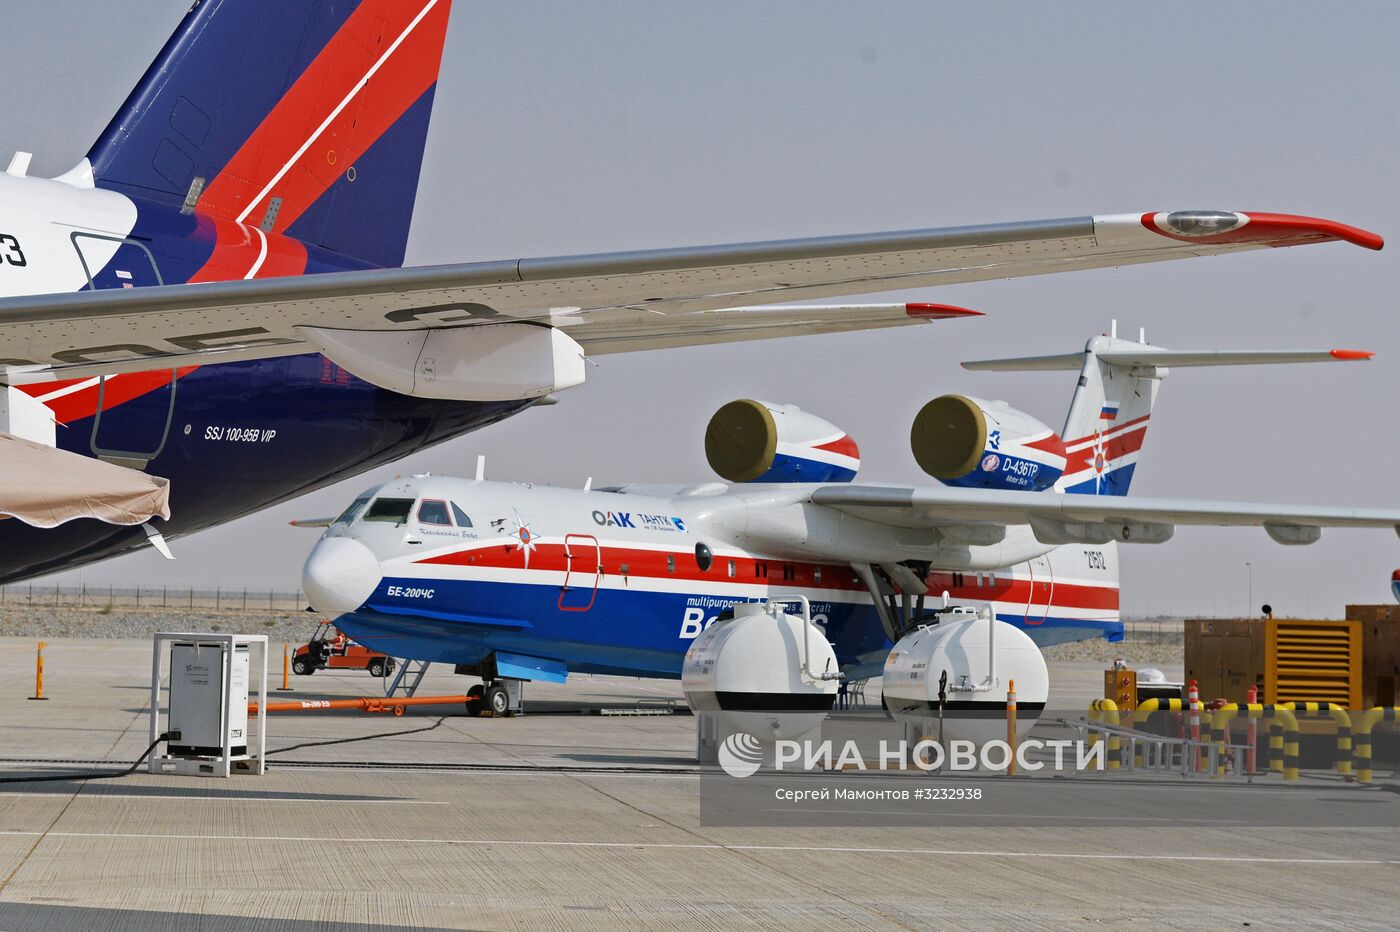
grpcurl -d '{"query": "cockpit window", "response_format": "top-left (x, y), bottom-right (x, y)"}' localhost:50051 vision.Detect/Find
top-left (451, 503), bottom-right (473, 528)
top-left (418, 499), bottom-right (452, 526)
top-left (334, 496), bottom-right (371, 525)
top-left (362, 497), bottom-right (414, 524)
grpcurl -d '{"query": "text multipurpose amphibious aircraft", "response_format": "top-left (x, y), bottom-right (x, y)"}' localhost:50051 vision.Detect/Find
top-left (0, 0), bottom-right (1384, 583)
top-left (300, 328), bottom-right (1400, 696)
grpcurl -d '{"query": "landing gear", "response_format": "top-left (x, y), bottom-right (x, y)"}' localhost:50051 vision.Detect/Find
top-left (464, 679), bottom-right (522, 717)
top-left (485, 684), bottom-right (510, 717)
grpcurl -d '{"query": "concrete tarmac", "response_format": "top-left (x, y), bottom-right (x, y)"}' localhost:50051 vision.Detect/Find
top-left (0, 637), bottom-right (1394, 931)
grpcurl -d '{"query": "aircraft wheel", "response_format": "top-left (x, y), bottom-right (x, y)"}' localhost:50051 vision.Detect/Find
top-left (367, 660), bottom-right (386, 678)
top-left (485, 684), bottom-right (510, 717)
top-left (465, 684), bottom-right (484, 716)
top-left (292, 659), bottom-right (312, 676)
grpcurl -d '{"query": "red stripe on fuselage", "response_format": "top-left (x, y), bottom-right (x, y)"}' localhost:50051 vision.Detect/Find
top-left (188, 216), bottom-right (309, 284)
top-left (927, 571), bottom-right (1120, 611)
top-left (18, 368), bottom-right (197, 425)
top-left (418, 542), bottom-right (870, 592)
top-left (195, 0), bottom-right (450, 234)
top-left (414, 541), bottom-right (1120, 611)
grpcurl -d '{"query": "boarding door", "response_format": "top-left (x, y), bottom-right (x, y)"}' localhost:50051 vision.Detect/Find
top-left (70, 232), bottom-right (175, 468)
top-left (1023, 555), bottom-right (1054, 626)
top-left (90, 370), bottom-right (178, 469)
top-left (559, 534), bottom-right (601, 612)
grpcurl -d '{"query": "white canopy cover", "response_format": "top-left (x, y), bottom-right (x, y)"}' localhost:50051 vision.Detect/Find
top-left (0, 433), bottom-right (170, 528)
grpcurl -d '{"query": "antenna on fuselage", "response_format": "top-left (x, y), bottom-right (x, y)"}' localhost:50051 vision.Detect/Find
top-left (475, 455), bottom-right (486, 482)
top-left (584, 477), bottom-right (593, 492)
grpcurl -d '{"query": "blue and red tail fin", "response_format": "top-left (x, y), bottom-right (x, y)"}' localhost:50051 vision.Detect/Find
top-left (86, 0), bottom-right (453, 269)
top-left (963, 325), bottom-right (1372, 497)
top-left (1055, 331), bottom-right (1160, 496)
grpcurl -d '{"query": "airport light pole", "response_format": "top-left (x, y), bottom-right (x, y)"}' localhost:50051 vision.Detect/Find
top-left (1245, 562), bottom-right (1253, 618)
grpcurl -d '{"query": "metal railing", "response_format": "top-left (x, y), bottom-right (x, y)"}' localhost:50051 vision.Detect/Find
top-left (1058, 716), bottom-right (1257, 779)
top-left (0, 585), bottom-right (309, 612)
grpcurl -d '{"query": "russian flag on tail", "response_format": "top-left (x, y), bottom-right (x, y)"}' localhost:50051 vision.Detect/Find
top-left (1099, 402), bottom-right (1120, 421)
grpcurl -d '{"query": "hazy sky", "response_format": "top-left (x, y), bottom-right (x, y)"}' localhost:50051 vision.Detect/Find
top-left (2, 2), bottom-right (1398, 617)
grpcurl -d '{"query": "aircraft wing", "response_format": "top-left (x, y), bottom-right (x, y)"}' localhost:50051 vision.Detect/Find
top-left (0, 209), bottom-right (1381, 385)
top-left (808, 484), bottom-right (1400, 545)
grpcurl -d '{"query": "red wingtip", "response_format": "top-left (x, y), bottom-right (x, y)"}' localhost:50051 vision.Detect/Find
top-left (1140, 211), bottom-right (1384, 251)
top-left (905, 303), bottom-right (984, 319)
top-left (1392, 569), bottom-right (1400, 582)
top-left (1330, 349), bottom-right (1374, 360)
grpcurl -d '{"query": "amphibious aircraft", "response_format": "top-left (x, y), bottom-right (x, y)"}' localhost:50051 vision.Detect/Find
top-left (299, 329), bottom-right (1398, 710)
top-left (0, 0), bottom-right (1383, 583)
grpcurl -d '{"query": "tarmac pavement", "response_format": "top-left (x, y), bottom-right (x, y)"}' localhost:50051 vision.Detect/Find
top-left (0, 637), bottom-right (1393, 931)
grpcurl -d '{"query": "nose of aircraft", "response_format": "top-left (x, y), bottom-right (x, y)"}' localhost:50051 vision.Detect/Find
top-left (301, 537), bottom-right (381, 616)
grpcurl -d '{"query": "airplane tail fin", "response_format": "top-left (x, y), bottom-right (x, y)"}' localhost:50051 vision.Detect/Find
top-left (85, 0), bottom-right (453, 269)
top-left (963, 323), bottom-right (1373, 496)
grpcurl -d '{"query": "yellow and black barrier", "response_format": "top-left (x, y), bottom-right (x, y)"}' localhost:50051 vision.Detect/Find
top-left (1209, 704), bottom-right (1263, 778)
top-left (1354, 708), bottom-right (1400, 785)
top-left (1266, 720), bottom-right (1284, 774)
top-left (1211, 705), bottom-right (1298, 781)
top-left (1131, 697), bottom-right (1184, 768)
top-left (1088, 698), bottom-right (1121, 770)
top-left (1283, 702), bottom-right (1353, 777)
top-left (1265, 706), bottom-right (1300, 781)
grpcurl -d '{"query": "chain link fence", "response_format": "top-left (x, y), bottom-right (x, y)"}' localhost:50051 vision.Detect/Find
top-left (1119, 618), bottom-right (1186, 648)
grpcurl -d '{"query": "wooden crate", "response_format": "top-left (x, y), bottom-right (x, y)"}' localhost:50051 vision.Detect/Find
top-left (1346, 605), bottom-right (1400, 708)
top-left (1185, 619), bottom-right (1265, 705)
top-left (1186, 617), bottom-right (1373, 709)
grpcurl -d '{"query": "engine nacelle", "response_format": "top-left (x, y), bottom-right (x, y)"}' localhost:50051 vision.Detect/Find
top-left (911, 394), bottom-right (1066, 492)
top-left (705, 399), bottom-right (860, 483)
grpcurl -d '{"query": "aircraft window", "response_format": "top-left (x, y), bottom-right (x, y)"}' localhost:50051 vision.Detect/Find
top-left (451, 503), bottom-right (473, 527)
top-left (695, 542), bottom-right (713, 572)
top-left (362, 497), bottom-right (414, 524)
top-left (335, 496), bottom-right (371, 525)
top-left (727, 560), bottom-right (736, 579)
top-left (418, 499), bottom-right (452, 526)
top-left (667, 555), bottom-right (675, 574)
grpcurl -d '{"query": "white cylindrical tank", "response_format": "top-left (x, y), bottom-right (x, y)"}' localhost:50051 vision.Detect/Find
top-left (683, 602), bottom-right (839, 749)
top-left (883, 615), bottom-right (1049, 748)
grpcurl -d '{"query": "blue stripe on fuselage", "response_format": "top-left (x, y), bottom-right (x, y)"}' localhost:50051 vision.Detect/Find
top-left (333, 575), bottom-right (1123, 680)
top-left (754, 453), bottom-right (857, 483)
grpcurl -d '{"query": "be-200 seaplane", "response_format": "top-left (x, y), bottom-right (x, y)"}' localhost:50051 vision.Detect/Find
top-left (301, 328), bottom-right (1400, 713)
